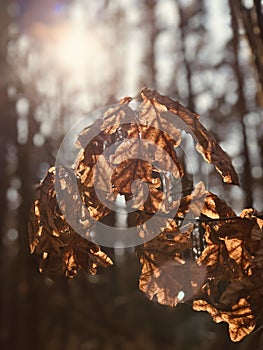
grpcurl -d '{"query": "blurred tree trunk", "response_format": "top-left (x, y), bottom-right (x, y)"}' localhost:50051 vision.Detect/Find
top-left (229, 0), bottom-right (254, 208)
top-left (254, 0), bottom-right (263, 41)
top-left (0, 2), bottom-right (18, 347)
top-left (0, 1), bottom-right (17, 250)
top-left (177, 2), bottom-right (195, 111)
top-left (9, 103), bottom-right (40, 349)
top-left (141, 0), bottom-right (159, 88)
top-left (0, 3), bottom-right (44, 348)
top-left (240, 0), bottom-right (263, 94)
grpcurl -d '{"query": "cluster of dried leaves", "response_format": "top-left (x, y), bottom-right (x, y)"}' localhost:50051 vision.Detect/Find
top-left (28, 89), bottom-right (262, 342)
top-left (138, 183), bottom-right (263, 341)
top-left (194, 207), bottom-right (263, 341)
top-left (28, 166), bottom-right (113, 278)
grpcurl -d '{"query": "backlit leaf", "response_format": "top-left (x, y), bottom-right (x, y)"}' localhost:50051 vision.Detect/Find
top-left (28, 166), bottom-right (112, 278)
top-left (141, 88), bottom-right (239, 185)
top-left (193, 298), bottom-right (256, 342)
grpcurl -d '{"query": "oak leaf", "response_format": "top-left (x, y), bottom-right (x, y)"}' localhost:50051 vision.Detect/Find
top-left (28, 167), bottom-right (112, 277)
top-left (137, 183), bottom-right (210, 306)
top-left (137, 229), bottom-right (204, 307)
top-left (141, 88), bottom-right (239, 185)
top-left (193, 298), bottom-right (255, 342)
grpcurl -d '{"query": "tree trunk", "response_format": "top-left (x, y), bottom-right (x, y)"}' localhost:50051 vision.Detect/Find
top-left (229, 0), bottom-right (254, 208)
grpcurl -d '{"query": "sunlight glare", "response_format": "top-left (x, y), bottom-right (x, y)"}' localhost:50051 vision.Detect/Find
top-left (49, 4), bottom-right (103, 86)
top-left (55, 28), bottom-right (89, 74)
top-left (177, 291), bottom-right (185, 302)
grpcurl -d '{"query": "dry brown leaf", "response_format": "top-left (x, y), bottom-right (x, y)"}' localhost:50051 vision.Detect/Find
top-left (178, 181), bottom-right (208, 218)
top-left (197, 222), bottom-right (253, 298)
top-left (137, 228), bottom-right (205, 306)
top-left (141, 88), bottom-right (239, 185)
top-left (28, 166), bottom-right (112, 277)
top-left (194, 207), bottom-right (263, 342)
top-left (136, 183), bottom-right (212, 306)
top-left (127, 124), bottom-right (182, 170)
top-left (193, 298), bottom-right (256, 342)
top-left (202, 192), bottom-right (236, 219)
top-left (111, 158), bottom-right (153, 196)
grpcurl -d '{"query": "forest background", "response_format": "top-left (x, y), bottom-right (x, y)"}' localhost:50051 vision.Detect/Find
top-left (0, 0), bottom-right (263, 349)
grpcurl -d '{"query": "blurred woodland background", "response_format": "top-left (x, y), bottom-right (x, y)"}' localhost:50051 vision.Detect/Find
top-left (0, 0), bottom-right (263, 349)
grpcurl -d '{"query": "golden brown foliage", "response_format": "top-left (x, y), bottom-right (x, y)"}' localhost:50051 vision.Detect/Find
top-left (28, 167), bottom-right (112, 278)
top-left (28, 88), bottom-right (263, 342)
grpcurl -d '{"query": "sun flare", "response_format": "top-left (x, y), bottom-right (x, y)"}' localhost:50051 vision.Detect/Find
top-left (41, 4), bottom-right (105, 85)
top-left (53, 27), bottom-right (92, 75)
top-left (48, 25), bottom-right (101, 86)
